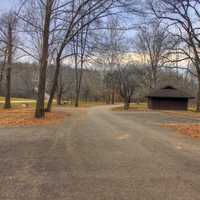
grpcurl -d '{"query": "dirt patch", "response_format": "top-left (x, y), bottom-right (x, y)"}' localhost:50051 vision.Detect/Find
top-left (162, 123), bottom-right (200, 138)
top-left (0, 108), bottom-right (70, 127)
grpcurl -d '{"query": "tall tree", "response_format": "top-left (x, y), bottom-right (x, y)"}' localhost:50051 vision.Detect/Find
top-left (135, 20), bottom-right (171, 89)
top-left (18, 0), bottom-right (59, 117)
top-left (93, 16), bottom-right (126, 104)
top-left (73, 19), bottom-right (90, 107)
top-left (35, 0), bottom-right (54, 118)
top-left (46, 0), bottom-right (116, 111)
top-left (0, 12), bottom-right (17, 109)
top-left (117, 64), bottom-right (144, 110)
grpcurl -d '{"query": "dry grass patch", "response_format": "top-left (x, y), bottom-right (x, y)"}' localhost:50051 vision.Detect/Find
top-left (113, 103), bottom-right (149, 112)
top-left (62, 101), bottom-right (106, 108)
top-left (0, 108), bottom-right (69, 127)
top-left (162, 123), bottom-right (200, 138)
top-left (163, 110), bottom-right (200, 119)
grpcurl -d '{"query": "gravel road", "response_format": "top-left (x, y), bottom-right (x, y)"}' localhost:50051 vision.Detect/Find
top-left (0, 105), bottom-right (200, 200)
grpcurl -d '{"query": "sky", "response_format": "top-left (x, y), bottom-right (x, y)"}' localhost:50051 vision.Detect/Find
top-left (0, 0), bottom-right (16, 12)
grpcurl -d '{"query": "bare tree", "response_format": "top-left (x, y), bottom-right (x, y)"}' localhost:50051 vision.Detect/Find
top-left (93, 16), bottom-right (126, 104)
top-left (18, 0), bottom-right (61, 117)
top-left (72, 18), bottom-right (90, 107)
top-left (0, 12), bottom-right (18, 109)
top-left (117, 64), bottom-right (144, 110)
top-left (34, 0), bottom-right (55, 117)
top-left (17, 0), bottom-right (141, 114)
top-left (46, 0), bottom-right (118, 112)
top-left (57, 68), bottom-right (64, 105)
top-left (135, 19), bottom-right (172, 89)
top-left (0, 50), bottom-right (7, 94)
top-left (150, 0), bottom-right (200, 111)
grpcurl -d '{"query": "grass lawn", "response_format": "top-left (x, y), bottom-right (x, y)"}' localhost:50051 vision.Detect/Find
top-left (112, 103), bottom-right (148, 112)
top-left (0, 96), bottom-right (36, 108)
top-left (61, 101), bottom-right (106, 108)
top-left (0, 97), bottom-right (106, 109)
top-left (0, 96), bottom-right (35, 102)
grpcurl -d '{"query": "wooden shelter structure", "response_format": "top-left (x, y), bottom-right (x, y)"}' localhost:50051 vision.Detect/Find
top-left (147, 86), bottom-right (194, 110)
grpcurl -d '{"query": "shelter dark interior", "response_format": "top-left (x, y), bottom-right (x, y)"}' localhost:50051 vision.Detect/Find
top-left (147, 86), bottom-right (194, 111)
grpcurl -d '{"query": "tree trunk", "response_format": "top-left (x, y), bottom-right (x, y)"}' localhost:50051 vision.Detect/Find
top-left (4, 24), bottom-right (12, 109)
top-left (4, 66), bottom-right (11, 109)
top-left (196, 75), bottom-right (200, 112)
top-left (152, 68), bottom-right (157, 89)
top-left (57, 91), bottom-right (62, 105)
top-left (75, 90), bottom-right (80, 107)
top-left (35, 0), bottom-right (52, 118)
top-left (111, 88), bottom-right (115, 104)
top-left (0, 55), bottom-right (7, 95)
top-left (57, 73), bottom-right (63, 106)
top-left (124, 97), bottom-right (130, 110)
top-left (46, 58), bottom-right (61, 112)
top-left (73, 20), bottom-right (87, 108)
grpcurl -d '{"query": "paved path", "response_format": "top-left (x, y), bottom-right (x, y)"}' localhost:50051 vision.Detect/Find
top-left (0, 106), bottom-right (200, 200)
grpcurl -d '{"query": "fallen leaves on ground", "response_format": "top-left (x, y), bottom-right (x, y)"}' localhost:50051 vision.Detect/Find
top-left (162, 123), bottom-right (200, 138)
top-left (0, 108), bottom-right (70, 127)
